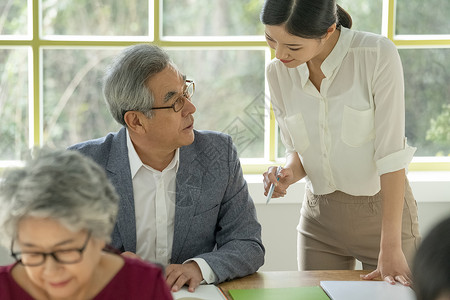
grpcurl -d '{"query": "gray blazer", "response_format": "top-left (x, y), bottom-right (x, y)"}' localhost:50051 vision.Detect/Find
top-left (69, 127), bottom-right (264, 283)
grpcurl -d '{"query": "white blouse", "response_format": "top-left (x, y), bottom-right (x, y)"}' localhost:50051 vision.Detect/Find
top-left (266, 27), bottom-right (416, 196)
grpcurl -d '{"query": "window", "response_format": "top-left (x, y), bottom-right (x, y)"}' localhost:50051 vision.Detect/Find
top-left (42, 48), bottom-right (122, 148)
top-left (0, 0), bottom-right (449, 172)
top-left (0, 48), bottom-right (29, 160)
top-left (41, 0), bottom-right (149, 37)
top-left (391, 0), bottom-right (450, 170)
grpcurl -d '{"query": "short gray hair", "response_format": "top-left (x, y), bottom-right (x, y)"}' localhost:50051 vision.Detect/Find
top-left (0, 149), bottom-right (119, 247)
top-left (103, 44), bottom-right (172, 126)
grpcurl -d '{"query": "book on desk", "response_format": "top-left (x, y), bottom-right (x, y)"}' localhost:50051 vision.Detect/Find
top-left (172, 284), bottom-right (227, 300)
top-left (229, 286), bottom-right (329, 300)
top-left (227, 281), bottom-right (416, 300)
top-left (320, 281), bottom-right (416, 300)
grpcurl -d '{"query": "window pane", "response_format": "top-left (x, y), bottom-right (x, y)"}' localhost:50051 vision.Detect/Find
top-left (400, 49), bottom-right (450, 156)
top-left (41, 0), bottom-right (149, 36)
top-left (277, 125), bottom-right (286, 159)
top-left (337, 0), bottom-right (382, 34)
top-left (0, 0), bottom-right (28, 36)
top-left (0, 48), bottom-right (29, 160)
top-left (162, 0), bottom-right (264, 36)
top-left (43, 48), bottom-right (122, 148)
top-left (169, 49), bottom-right (266, 158)
top-left (396, 0), bottom-right (450, 35)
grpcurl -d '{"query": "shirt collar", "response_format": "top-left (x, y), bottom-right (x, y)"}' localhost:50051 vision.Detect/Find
top-left (320, 27), bottom-right (354, 77)
top-left (126, 129), bottom-right (180, 179)
top-left (297, 27), bottom-right (354, 87)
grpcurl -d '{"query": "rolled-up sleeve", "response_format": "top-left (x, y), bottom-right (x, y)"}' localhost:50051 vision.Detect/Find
top-left (376, 139), bottom-right (416, 175)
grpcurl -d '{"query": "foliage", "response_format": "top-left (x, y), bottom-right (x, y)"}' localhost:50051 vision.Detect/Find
top-left (0, 49), bottom-right (28, 160)
top-left (163, 0), bottom-right (264, 36)
top-left (0, 0), bottom-right (27, 35)
top-left (337, 0), bottom-right (382, 33)
top-left (42, 49), bottom-right (122, 149)
top-left (396, 0), bottom-right (450, 35)
top-left (426, 104), bottom-right (450, 155)
top-left (400, 49), bottom-right (450, 156)
top-left (41, 0), bottom-right (148, 35)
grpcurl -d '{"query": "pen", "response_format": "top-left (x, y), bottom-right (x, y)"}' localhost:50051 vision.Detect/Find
top-left (266, 166), bottom-right (282, 205)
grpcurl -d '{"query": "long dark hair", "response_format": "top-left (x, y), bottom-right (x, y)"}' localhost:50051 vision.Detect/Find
top-left (260, 0), bottom-right (352, 39)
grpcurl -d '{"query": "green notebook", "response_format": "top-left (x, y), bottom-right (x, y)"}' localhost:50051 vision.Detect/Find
top-left (229, 286), bottom-right (330, 300)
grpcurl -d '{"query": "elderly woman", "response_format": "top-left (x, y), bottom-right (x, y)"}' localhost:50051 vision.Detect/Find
top-left (0, 149), bottom-right (173, 300)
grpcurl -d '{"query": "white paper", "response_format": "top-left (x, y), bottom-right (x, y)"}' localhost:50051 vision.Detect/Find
top-left (172, 284), bottom-right (227, 300)
top-left (320, 281), bottom-right (416, 300)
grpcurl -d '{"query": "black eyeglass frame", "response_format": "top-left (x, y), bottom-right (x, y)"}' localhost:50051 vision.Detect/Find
top-left (150, 79), bottom-right (195, 113)
top-left (10, 231), bottom-right (92, 267)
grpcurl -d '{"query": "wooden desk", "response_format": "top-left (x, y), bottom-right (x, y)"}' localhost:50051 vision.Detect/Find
top-left (218, 270), bottom-right (376, 299)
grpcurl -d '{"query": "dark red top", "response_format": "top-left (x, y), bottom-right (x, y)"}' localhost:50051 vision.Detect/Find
top-left (0, 256), bottom-right (173, 299)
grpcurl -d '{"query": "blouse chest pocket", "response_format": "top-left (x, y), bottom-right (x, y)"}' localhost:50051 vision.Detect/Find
top-left (341, 105), bottom-right (375, 147)
top-left (284, 113), bottom-right (310, 154)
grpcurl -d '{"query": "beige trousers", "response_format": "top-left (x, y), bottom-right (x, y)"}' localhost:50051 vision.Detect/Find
top-left (297, 179), bottom-right (421, 271)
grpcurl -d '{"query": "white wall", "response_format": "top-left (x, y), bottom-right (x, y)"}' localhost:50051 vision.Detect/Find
top-left (1, 172), bottom-right (449, 270)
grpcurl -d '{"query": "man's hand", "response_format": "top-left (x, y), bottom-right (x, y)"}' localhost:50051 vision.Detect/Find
top-left (165, 262), bottom-right (203, 292)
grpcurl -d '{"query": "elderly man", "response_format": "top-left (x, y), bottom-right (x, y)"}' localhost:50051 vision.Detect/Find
top-left (69, 44), bottom-right (264, 292)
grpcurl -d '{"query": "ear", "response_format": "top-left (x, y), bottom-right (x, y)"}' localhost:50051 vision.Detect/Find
top-left (124, 111), bottom-right (146, 134)
top-left (323, 23), bottom-right (337, 41)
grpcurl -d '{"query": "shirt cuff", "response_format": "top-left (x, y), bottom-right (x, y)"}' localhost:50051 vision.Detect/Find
top-left (376, 139), bottom-right (416, 176)
top-left (183, 258), bottom-right (218, 284)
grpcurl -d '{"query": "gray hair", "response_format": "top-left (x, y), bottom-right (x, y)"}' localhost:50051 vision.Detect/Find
top-left (103, 44), bottom-right (172, 126)
top-left (0, 149), bottom-right (119, 247)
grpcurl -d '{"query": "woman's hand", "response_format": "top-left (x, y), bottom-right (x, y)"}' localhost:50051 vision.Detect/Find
top-left (263, 151), bottom-right (306, 198)
top-left (362, 246), bottom-right (412, 286)
top-left (262, 166), bottom-right (293, 198)
top-left (363, 169), bottom-right (412, 286)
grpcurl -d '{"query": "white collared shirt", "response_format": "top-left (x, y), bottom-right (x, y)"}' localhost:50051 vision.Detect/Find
top-left (267, 27), bottom-right (415, 196)
top-left (127, 130), bottom-right (178, 265)
top-left (126, 130), bottom-right (217, 283)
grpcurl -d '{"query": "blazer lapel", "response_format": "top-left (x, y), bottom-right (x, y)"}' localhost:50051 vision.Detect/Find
top-left (171, 136), bottom-right (203, 263)
top-left (106, 128), bottom-right (137, 253)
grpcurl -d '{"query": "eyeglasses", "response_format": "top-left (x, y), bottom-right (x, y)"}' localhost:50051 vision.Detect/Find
top-left (10, 231), bottom-right (92, 267)
top-left (151, 80), bottom-right (195, 113)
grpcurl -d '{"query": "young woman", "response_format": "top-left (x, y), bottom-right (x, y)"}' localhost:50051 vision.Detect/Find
top-left (0, 150), bottom-right (173, 299)
top-left (261, 0), bottom-right (420, 285)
